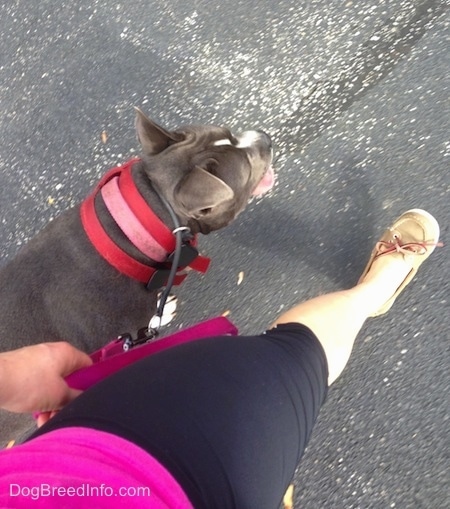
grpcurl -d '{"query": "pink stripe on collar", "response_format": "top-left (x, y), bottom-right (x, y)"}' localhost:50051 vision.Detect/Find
top-left (101, 176), bottom-right (168, 263)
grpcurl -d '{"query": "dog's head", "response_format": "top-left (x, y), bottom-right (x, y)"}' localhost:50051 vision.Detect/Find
top-left (135, 108), bottom-right (274, 234)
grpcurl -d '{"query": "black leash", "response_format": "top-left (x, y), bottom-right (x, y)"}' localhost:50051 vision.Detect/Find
top-left (151, 193), bottom-right (191, 329)
top-left (122, 194), bottom-right (195, 351)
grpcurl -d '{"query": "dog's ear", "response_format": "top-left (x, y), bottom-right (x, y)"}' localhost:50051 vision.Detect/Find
top-left (134, 107), bottom-right (183, 154)
top-left (175, 166), bottom-right (235, 217)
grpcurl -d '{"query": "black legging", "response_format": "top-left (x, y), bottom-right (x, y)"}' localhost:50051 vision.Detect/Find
top-left (30, 323), bottom-right (328, 509)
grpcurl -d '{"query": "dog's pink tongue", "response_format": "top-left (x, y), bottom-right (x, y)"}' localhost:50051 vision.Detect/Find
top-left (252, 165), bottom-right (275, 196)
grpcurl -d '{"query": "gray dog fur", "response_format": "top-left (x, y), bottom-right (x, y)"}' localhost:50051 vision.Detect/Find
top-left (0, 109), bottom-right (272, 444)
top-left (0, 109), bottom-right (272, 353)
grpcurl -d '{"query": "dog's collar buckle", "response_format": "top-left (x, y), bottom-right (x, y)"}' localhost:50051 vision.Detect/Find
top-left (169, 242), bottom-right (200, 267)
top-left (146, 243), bottom-right (199, 291)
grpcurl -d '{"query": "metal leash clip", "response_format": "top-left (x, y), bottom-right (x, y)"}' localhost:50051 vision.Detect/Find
top-left (121, 326), bottom-right (159, 352)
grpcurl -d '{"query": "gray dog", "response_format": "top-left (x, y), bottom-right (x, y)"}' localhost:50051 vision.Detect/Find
top-left (0, 109), bottom-right (274, 444)
top-left (0, 109), bottom-right (274, 355)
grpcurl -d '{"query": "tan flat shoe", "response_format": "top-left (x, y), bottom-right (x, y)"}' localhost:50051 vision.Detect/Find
top-left (358, 209), bottom-right (442, 317)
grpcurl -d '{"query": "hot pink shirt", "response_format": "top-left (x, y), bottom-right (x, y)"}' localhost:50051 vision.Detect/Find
top-left (0, 427), bottom-right (193, 508)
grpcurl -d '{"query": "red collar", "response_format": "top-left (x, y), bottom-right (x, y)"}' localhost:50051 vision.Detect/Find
top-left (80, 158), bottom-right (210, 288)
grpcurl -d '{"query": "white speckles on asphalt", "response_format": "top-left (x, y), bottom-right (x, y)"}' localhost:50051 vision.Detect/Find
top-left (0, 1), bottom-right (449, 507)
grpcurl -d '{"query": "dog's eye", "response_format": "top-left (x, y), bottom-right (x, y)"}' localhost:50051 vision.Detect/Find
top-left (199, 207), bottom-right (212, 216)
top-left (217, 129), bottom-right (238, 146)
top-left (212, 137), bottom-right (234, 147)
top-left (223, 129), bottom-right (238, 145)
top-left (204, 159), bottom-right (219, 174)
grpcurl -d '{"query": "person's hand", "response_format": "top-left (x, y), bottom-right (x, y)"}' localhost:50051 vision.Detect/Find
top-left (0, 342), bottom-right (92, 418)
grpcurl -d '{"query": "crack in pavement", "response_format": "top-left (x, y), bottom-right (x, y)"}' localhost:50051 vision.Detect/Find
top-left (277, 0), bottom-right (448, 151)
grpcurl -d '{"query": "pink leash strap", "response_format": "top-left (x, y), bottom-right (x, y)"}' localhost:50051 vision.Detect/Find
top-left (65, 317), bottom-right (238, 391)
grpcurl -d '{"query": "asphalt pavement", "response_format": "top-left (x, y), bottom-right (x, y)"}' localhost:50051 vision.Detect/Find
top-left (1, 0), bottom-right (449, 507)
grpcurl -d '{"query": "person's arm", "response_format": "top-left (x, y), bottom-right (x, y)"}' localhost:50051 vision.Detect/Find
top-left (0, 342), bottom-right (92, 414)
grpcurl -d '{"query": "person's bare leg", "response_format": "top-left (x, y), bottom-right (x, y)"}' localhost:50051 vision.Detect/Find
top-left (272, 209), bottom-right (440, 385)
top-left (272, 256), bottom-right (409, 384)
